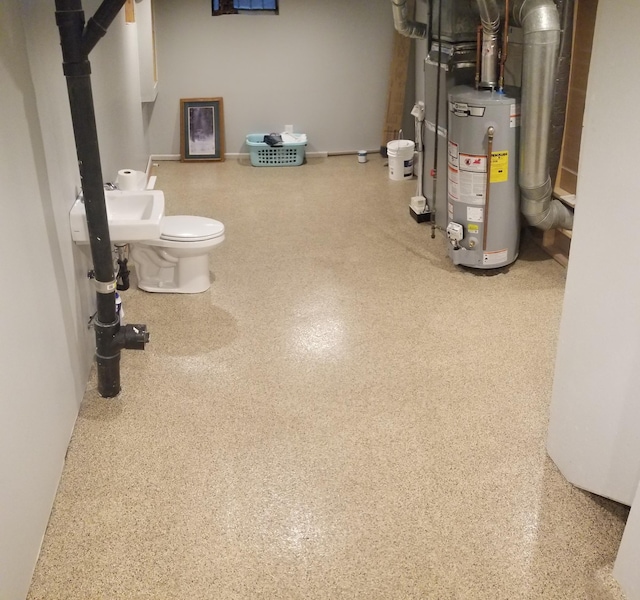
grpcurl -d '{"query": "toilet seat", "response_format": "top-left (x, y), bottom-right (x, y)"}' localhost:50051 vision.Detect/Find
top-left (160, 215), bottom-right (225, 242)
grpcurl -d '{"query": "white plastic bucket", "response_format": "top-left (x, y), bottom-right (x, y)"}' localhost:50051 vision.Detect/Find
top-left (387, 140), bottom-right (415, 180)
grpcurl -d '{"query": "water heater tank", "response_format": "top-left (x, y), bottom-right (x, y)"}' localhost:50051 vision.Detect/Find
top-left (446, 86), bottom-right (520, 269)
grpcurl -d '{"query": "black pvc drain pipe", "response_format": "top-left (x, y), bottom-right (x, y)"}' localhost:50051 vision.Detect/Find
top-left (55, 0), bottom-right (149, 397)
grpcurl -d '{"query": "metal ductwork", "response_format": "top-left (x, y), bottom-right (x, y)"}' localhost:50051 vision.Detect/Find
top-left (391, 0), bottom-right (428, 39)
top-left (476, 0), bottom-right (500, 88)
top-left (511, 0), bottom-right (573, 230)
top-left (391, 0), bottom-right (574, 233)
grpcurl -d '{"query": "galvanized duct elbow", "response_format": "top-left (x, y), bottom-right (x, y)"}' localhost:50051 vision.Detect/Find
top-left (391, 0), bottom-right (428, 39)
top-left (511, 0), bottom-right (574, 230)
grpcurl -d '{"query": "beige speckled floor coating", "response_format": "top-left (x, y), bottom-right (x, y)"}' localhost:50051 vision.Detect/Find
top-left (28, 156), bottom-right (629, 599)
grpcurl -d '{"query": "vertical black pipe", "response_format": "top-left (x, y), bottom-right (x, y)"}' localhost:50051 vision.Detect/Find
top-left (55, 0), bottom-right (128, 397)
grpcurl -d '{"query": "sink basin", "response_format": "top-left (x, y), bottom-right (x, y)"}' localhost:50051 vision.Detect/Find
top-left (70, 189), bottom-right (165, 243)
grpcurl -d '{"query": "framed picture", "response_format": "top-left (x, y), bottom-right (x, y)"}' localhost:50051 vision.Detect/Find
top-left (180, 98), bottom-right (225, 161)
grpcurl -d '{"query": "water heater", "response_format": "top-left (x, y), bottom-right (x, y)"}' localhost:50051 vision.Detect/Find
top-left (446, 86), bottom-right (520, 269)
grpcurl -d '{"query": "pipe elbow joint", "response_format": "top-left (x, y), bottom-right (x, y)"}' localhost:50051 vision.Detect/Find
top-left (512, 0), bottom-right (560, 33)
top-left (521, 179), bottom-right (574, 231)
top-left (523, 200), bottom-right (573, 231)
top-left (116, 324), bottom-right (150, 351)
top-left (391, 0), bottom-right (428, 39)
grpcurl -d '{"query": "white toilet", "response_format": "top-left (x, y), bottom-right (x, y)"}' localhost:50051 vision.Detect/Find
top-left (130, 215), bottom-right (225, 294)
top-left (70, 173), bottom-right (225, 294)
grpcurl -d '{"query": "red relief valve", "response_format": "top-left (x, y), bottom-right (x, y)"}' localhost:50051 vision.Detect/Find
top-left (430, 169), bottom-right (436, 177)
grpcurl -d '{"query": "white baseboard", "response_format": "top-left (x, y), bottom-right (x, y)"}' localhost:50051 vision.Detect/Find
top-left (150, 154), bottom-right (181, 161)
top-left (150, 151), bottom-right (337, 162)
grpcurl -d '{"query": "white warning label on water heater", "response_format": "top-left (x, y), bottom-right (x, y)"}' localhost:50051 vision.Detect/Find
top-left (460, 153), bottom-right (486, 172)
top-left (458, 153), bottom-right (487, 205)
top-left (510, 103), bottom-right (521, 128)
top-left (448, 165), bottom-right (460, 201)
top-left (467, 206), bottom-right (484, 223)
top-left (483, 249), bottom-right (508, 265)
top-left (459, 171), bottom-right (486, 205)
top-left (448, 141), bottom-right (459, 168)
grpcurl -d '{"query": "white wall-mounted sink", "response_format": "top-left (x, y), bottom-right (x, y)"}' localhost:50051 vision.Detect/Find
top-left (70, 189), bottom-right (165, 243)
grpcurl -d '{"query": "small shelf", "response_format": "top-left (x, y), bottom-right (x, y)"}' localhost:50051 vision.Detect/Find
top-left (554, 185), bottom-right (576, 208)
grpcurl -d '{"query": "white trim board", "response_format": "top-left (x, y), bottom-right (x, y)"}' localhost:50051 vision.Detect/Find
top-left (150, 152), bottom-right (330, 161)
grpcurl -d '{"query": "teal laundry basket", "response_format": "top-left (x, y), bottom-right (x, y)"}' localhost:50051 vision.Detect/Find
top-left (246, 134), bottom-right (307, 166)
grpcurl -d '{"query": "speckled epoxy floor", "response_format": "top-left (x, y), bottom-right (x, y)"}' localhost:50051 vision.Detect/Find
top-left (28, 155), bottom-right (629, 599)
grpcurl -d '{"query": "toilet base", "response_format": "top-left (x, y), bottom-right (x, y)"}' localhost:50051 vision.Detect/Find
top-left (131, 247), bottom-right (212, 293)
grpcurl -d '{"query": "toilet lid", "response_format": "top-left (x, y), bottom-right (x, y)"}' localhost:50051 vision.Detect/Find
top-left (160, 215), bottom-right (225, 242)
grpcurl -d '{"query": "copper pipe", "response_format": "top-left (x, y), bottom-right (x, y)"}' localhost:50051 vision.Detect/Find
top-left (475, 25), bottom-right (482, 90)
top-left (483, 126), bottom-right (495, 252)
top-left (499, 0), bottom-right (510, 91)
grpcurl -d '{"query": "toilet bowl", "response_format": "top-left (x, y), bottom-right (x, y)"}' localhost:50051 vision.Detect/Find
top-left (130, 215), bottom-right (225, 293)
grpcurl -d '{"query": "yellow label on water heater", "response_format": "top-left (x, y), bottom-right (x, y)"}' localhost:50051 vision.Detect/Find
top-left (491, 151), bottom-right (509, 183)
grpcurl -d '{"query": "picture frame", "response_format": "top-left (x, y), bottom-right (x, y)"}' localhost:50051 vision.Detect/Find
top-left (180, 98), bottom-right (225, 161)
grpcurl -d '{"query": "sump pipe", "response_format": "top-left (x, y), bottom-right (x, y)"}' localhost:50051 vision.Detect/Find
top-left (55, 0), bottom-right (149, 397)
top-left (510, 0), bottom-right (573, 230)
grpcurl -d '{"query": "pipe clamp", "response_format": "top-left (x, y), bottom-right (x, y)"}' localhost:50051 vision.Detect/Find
top-left (94, 279), bottom-right (117, 294)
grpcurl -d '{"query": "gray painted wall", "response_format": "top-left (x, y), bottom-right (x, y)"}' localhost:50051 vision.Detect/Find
top-left (147, 0), bottom-right (397, 155)
top-left (0, 2), bottom-right (153, 597)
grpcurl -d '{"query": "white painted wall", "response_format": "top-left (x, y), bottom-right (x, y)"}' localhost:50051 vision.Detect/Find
top-left (546, 0), bottom-right (640, 508)
top-left (0, 2), bottom-right (152, 597)
top-left (148, 0), bottom-right (397, 155)
top-left (547, 2), bottom-right (640, 596)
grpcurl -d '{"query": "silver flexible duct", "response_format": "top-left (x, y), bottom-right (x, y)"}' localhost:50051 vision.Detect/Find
top-left (511, 0), bottom-right (574, 230)
top-left (391, 0), bottom-right (428, 39)
top-left (476, 0), bottom-right (501, 87)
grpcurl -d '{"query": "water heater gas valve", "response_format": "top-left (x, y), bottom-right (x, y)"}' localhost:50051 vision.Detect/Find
top-left (446, 222), bottom-right (464, 247)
